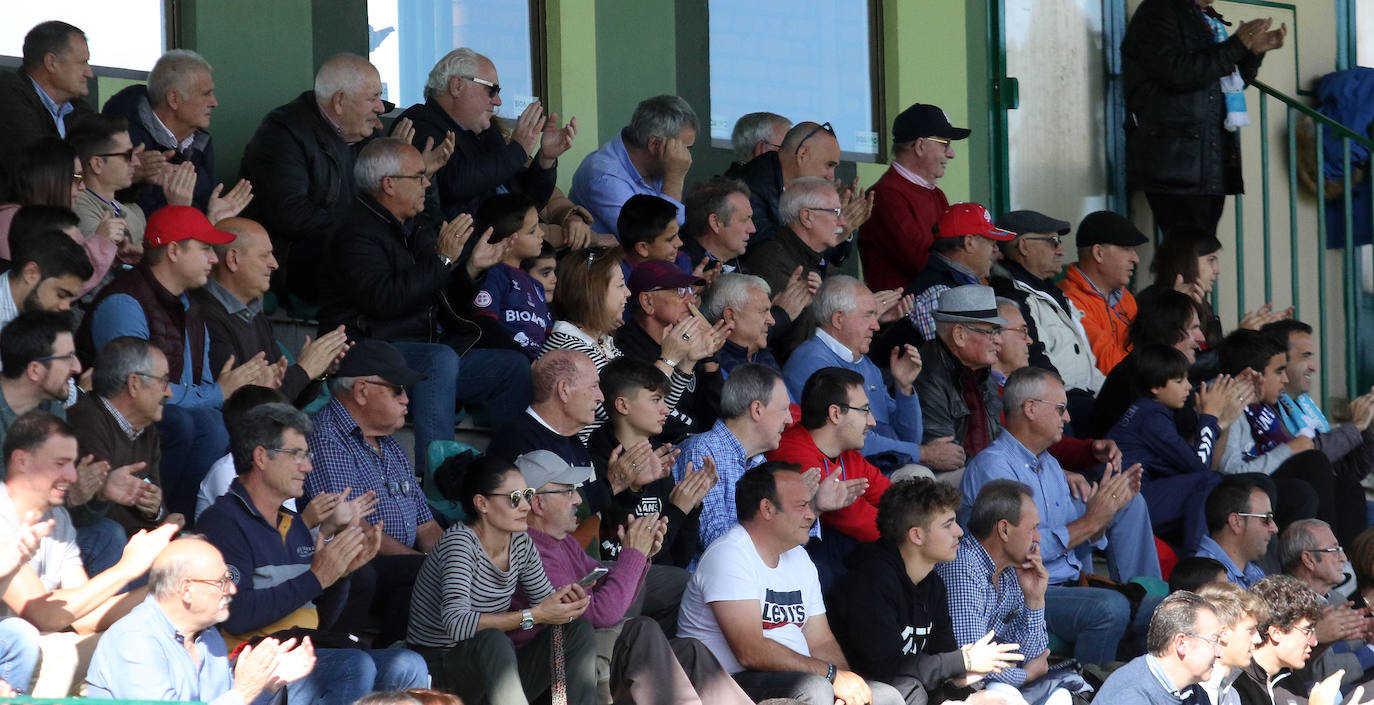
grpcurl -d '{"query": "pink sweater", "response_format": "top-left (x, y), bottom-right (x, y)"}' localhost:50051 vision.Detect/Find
top-left (508, 528), bottom-right (650, 646)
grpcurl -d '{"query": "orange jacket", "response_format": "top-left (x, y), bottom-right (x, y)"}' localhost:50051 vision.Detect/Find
top-left (1057, 265), bottom-right (1137, 376)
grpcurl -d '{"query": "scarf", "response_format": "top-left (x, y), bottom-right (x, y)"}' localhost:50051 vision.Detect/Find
top-left (1242, 403), bottom-right (1292, 460)
top-left (1203, 11), bottom-right (1250, 132)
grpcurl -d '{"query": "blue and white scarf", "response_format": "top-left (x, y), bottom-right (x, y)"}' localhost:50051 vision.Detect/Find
top-left (1204, 13), bottom-right (1250, 132)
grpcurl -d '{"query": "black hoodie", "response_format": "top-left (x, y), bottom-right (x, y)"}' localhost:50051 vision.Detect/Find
top-left (826, 540), bottom-right (968, 698)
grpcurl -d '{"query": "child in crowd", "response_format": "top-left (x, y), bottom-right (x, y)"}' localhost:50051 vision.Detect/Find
top-left (1107, 344), bottom-right (1246, 553)
top-left (471, 193), bottom-right (552, 360)
top-left (618, 193), bottom-right (692, 274)
top-left (520, 241), bottom-right (558, 304)
top-left (586, 357), bottom-right (712, 569)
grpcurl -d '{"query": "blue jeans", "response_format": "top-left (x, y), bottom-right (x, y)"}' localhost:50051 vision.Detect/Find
top-left (1045, 586), bottom-right (1162, 665)
top-left (74, 518), bottom-right (127, 578)
top-left (455, 348), bottom-right (532, 429)
top-left (1066, 492), bottom-right (1161, 582)
top-left (156, 404), bottom-right (229, 520)
top-left (285, 647), bottom-right (428, 705)
top-left (393, 342), bottom-right (458, 474)
top-left (1141, 471), bottom-right (1222, 556)
top-left (0, 617), bottom-right (40, 693)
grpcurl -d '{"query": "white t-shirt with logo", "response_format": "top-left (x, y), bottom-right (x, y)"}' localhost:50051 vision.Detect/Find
top-left (676, 524), bottom-right (824, 673)
top-left (0, 483), bottom-right (83, 618)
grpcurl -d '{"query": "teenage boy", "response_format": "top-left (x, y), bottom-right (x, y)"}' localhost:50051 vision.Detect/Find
top-left (587, 357), bottom-right (716, 568)
top-left (1107, 343), bottom-right (1246, 554)
top-left (619, 194), bottom-right (693, 275)
top-left (828, 477), bottom-right (1024, 705)
top-left (471, 193), bottom-right (552, 360)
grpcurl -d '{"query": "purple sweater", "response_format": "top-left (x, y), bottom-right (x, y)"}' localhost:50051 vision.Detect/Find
top-left (509, 528), bottom-right (650, 646)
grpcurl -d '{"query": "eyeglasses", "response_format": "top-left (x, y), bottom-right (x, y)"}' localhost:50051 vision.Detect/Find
top-left (1305, 546), bottom-right (1346, 556)
top-left (461, 75), bottom-right (501, 98)
top-left (923, 136), bottom-right (952, 146)
top-left (267, 447), bottom-right (313, 464)
top-left (359, 379), bottom-right (407, 397)
top-left (805, 207), bottom-right (843, 217)
top-left (960, 323), bottom-right (1004, 338)
top-left (586, 247), bottom-right (608, 264)
top-left (649, 286), bottom-right (693, 298)
top-left (97, 150), bottom-right (136, 161)
top-left (1028, 398), bottom-right (1069, 414)
top-left (134, 371), bottom-right (173, 388)
top-left (72, 172), bottom-right (84, 185)
top-left (1002, 325), bottom-right (1032, 340)
top-left (386, 173), bottom-right (428, 182)
top-left (187, 571), bottom-right (234, 593)
top-left (1294, 624), bottom-right (1317, 638)
top-left (535, 487), bottom-right (581, 497)
top-left (35, 352), bottom-right (79, 364)
top-left (794, 122), bottom-right (834, 153)
top-left (1184, 632), bottom-right (1225, 653)
top-left (1236, 512), bottom-right (1277, 525)
top-left (485, 488), bottom-right (536, 508)
top-left (763, 142), bottom-right (782, 150)
top-left (1020, 235), bottom-right (1064, 247)
top-left (838, 404), bottom-right (872, 416)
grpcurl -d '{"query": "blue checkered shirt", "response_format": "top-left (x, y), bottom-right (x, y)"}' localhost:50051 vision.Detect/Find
top-left (304, 398), bottom-right (432, 548)
top-left (934, 534), bottom-right (1048, 686)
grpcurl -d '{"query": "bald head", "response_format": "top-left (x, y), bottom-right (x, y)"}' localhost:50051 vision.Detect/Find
top-left (149, 537), bottom-right (222, 599)
top-left (211, 217), bottom-right (277, 300)
top-left (779, 121), bottom-right (841, 181)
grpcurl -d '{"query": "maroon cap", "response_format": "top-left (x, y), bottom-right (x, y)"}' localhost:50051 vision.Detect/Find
top-left (144, 206), bottom-right (237, 249)
top-left (627, 260), bottom-right (707, 296)
top-left (934, 203), bottom-right (1015, 241)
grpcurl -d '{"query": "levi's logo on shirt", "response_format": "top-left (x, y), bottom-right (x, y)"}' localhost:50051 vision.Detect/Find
top-left (761, 589), bottom-right (806, 628)
top-left (901, 624), bottom-right (932, 655)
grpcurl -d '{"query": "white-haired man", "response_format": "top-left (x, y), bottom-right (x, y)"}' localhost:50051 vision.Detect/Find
top-left (724, 111), bottom-right (790, 177)
top-left (743, 177), bottom-right (847, 296)
top-left (396, 47), bottom-right (577, 219)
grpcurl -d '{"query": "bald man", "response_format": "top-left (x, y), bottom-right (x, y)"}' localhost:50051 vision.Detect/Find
top-left (198, 217), bottom-right (348, 407)
top-left (87, 537), bottom-right (315, 703)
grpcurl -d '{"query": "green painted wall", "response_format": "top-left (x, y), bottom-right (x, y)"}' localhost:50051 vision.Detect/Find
top-left (547, 0), bottom-right (601, 193)
top-left (181, 0), bottom-right (317, 186)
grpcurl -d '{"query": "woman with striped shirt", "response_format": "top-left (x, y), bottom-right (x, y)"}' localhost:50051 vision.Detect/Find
top-left (407, 455), bottom-right (596, 705)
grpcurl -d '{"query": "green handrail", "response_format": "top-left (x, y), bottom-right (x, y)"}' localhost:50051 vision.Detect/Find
top-left (1253, 79), bottom-right (1374, 149)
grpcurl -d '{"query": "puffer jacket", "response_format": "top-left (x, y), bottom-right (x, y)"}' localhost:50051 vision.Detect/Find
top-left (1122, 0), bottom-right (1263, 195)
top-left (993, 261), bottom-right (1104, 393)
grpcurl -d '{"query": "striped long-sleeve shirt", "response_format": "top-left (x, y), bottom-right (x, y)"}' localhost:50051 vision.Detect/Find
top-left (406, 522), bottom-right (554, 648)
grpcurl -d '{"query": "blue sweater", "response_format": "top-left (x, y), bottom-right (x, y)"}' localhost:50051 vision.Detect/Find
top-left (1094, 654), bottom-right (1193, 704)
top-left (1107, 398), bottom-right (1221, 480)
top-left (783, 333), bottom-right (924, 462)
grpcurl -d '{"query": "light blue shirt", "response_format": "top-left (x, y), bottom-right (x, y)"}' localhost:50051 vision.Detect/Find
top-left (91, 293), bottom-right (223, 408)
top-left (569, 129), bottom-right (686, 237)
top-left (673, 419), bottom-right (769, 552)
top-left (27, 76), bottom-right (75, 137)
top-left (960, 431), bottom-right (1105, 585)
top-left (1193, 535), bottom-right (1267, 588)
top-left (86, 595), bottom-right (273, 705)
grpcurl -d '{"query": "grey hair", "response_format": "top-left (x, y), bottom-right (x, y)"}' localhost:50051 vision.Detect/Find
top-left (1278, 518), bottom-right (1330, 572)
top-left (730, 112), bottom-right (790, 161)
top-left (147, 50), bottom-right (213, 109)
top-left (147, 535), bottom-right (210, 599)
top-left (351, 693), bottom-right (423, 705)
top-left (229, 403), bottom-right (313, 477)
top-left (779, 176), bottom-right (838, 227)
top-left (328, 376), bottom-right (359, 397)
top-left (354, 137), bottom-right (412, 195)
top-left (966, 479), bottom-right (1033, 540)
top-left (1002, 366), bottom-right (1062, 420)
top-left (625, 95), bottom-right (699, 149)
top-left (812, 275), bottom-right (863, 331)
top-left (314, 53), bottom-right (377, 100)
top-left (424, 47), bottom-right (483, 100)
top-left (700, 273), bottom-right (770, 323)
top-left (1145, 591), bottom-right (1214, 655)
top-left (92, 336), bottom-right (157, 398)
top-left (719, 363), bottom-right (782, 419)
top-left (995, 296), bottom-right (1020, 311)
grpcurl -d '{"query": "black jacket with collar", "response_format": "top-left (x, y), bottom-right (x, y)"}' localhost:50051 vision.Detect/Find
top-left (1231, 660), bottom-right (1306, 705)
top-left (316, 192), bottom-right (484, 349)
top-left (0, 69), bottom-right (93, 185)
top-left (395, 97), bottom-right (557, 219)
top-left (1122, 0), bottom-right (1263, 195)
top-left (239, 91), bottom-right (360, 300)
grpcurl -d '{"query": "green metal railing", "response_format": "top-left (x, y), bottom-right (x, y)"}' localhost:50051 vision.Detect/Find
top-left (1241, 79), bottom-right (1371, 401)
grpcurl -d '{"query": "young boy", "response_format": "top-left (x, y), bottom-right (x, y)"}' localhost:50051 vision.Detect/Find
top-left (1108, 343), bottom-right (1241, 553)
top-left (471, 193), bottom-right (552, 360)
top-left (587, 357), bottom-right (714, 568)
top-left (520, 241), bottom-right (557, 304)
top-left (618, 194), bottom-right (692, 275)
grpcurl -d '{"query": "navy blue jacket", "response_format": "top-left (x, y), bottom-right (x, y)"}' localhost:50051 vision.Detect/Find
top-left (102, 84), bottom-right (216, 214)
top-left (1107, 397), bottom-right (1221, 480)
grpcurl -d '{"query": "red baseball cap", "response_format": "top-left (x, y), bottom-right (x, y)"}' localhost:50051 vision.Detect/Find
top-left (144, 206), bottom-right (237, 249)
top-left (934, 203), bottom-right (1015, 241)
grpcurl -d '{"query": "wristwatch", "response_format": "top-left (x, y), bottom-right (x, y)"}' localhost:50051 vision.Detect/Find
top-left (437, 253), bottom-right (455, 268)
top-left (657, 357), bottom-right (678, 369)
top-left (520, 609), bottom-right (535, 630)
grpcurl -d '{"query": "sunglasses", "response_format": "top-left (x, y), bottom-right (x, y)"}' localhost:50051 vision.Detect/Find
top-left (1236, 512), bottom-right (1276, 525)
top-left (1020, 235), bottom-right (1064, 247)
top-left (485, 488), bottom-right (536, 507)
top-left (462, 75), bottom-right (501, 98)
top-left (794, 121), bottom-right (834, 153)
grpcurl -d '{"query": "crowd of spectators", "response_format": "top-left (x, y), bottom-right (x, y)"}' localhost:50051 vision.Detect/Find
top-left (4, 7), bottom-right (1372, 705)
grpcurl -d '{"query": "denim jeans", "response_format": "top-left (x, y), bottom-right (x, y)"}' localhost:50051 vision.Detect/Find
top-left (1044, 586), bottom-right (1162, 665)
top-left (455, 347), bottom-right (532, 429)
top-left (285, 647), bottom-right (429, 705)
top-left (156, 404), bottom-right (229, 520)
top-left (74, 518), bottom-right (127, 578)
top-left (0, 617), bottom-right (40, 693)
top-left (1140, 470), bottom-right (1222, 556)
